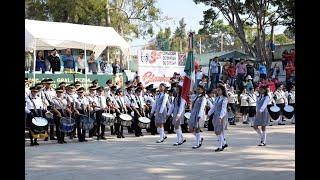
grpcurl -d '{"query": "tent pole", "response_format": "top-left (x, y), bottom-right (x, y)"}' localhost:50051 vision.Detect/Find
top-left (84, 44), bottom-right (87, 91)
top-left (33, 39), bottom-right (36, 86)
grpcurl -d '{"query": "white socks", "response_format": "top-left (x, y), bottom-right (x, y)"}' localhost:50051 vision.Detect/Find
top-left (255, 129), bottom-right (263, 140)
top-left (291, 115), bottom-right (295, 123)
top-left (277, 115), bottom-right (283, 123)
top-left (242, 115), bottom-right (247, 122)
top-left (218, 135), bottom-right (223, 148)
top-left (196, 133), bottom-right (201, 146)
top-left (176, 129), bottom-right (180, 143)
top-left (262, 131), bottom-right (267, 144)
top-left (179, 129), bottom-right (184, 142)
top-left (162, 128), bottom-right (166, 139)
top-left (221, 131), bottom-right (226, 145)
top-left (157, 128), bottom-right (160, 134)
top-left (249, 117), bottom-right (254, 126)
top-left (159, 128), bottom-right (164, 140)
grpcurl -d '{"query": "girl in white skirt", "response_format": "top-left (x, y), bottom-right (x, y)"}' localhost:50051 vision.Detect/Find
top-left (253, 85), bottom-right (270, 146)
top-left (151, 83), bottom-right (169, 143)
top-left (167, 85), bottom-right (186, 146)
top-left (208, 83), bottom-right (228, 152)
top-left (188, 85), bottom-right (206, 149)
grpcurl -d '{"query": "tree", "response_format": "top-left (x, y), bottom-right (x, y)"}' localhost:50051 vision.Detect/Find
top-left (170, 18), bottom-right (188, 52)
top-left (284, 27), bottom-right (295, 41)
top-left (194, 0), bottom-right (295, 69)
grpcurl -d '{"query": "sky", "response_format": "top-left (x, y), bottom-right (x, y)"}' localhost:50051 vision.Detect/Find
top-left (129, 0), bottom-right (286, 54)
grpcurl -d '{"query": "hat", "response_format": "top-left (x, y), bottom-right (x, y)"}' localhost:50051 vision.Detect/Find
top-left (67, 83), bottom-right (75, 88)
top-left (89, 86), bottom-right (97, 90)
top-left (46, 78), bottom-right (53, 84)
top-left (159, 83), bottom-right (166, 87)
top-left (150, 88), bottom-right (157, 93)
top-left (29, 86), bottom-right (39, 91)
top-left (137, 82), bottom-right (143, 87)
top-left (75, 81), bottom-right (81, 86)
top-left (145, 86), bottom-right (151, 91)
top-left (59, 82), bottom-right (66, 86)
top-left (106, 79), bottom-right (112, 84)
top-left (125, 81), bottom-right (131, 85)
top-left (41, 79), bottom-right (47, 83)
top-left (247, 75), bottom-right (253, 80)
top-left (52, 48), bottom-right (57, 51)
top-left (79, 50), bottom-right (84, 54)
top-left (92, 79), bottom-right (98, 84)
top-left (126, 87), bottom-right (133, 91)
top-left (96, 87), bottom-right (104, 91)
top-left (168, 89), bottom-right (174, 93)
top-left (35, 83), bottom-right (43, 87)
top-left (116, 88), bottom-right (123, 94)
top-left (110, 85), bottom-right (117, 91)
top-left (55, 87), bottom-right (64, 93)
top-left (135, 88), bottom-right (142, 93)
top-left (77, 87), bottom-right (85, 93)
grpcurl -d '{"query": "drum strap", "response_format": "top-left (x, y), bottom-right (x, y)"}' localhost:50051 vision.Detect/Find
top-left (28, 96), bottom-right (40, 116)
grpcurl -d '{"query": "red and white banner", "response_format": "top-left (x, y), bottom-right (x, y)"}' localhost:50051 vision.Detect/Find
top-left (137, 50), bottom-right (187, 87)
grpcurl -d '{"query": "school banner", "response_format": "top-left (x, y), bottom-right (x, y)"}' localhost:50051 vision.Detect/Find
top-left (137, 50), bottom-right (187, 87)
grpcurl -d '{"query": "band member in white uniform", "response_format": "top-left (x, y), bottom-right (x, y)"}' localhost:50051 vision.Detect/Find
top-left (206, 89), bottom-right (215, 130)
top-left (247, 87), bottom-right (257, 127)
top-left (188, 84), bottom-right (206, 149)
top-left (239, 89), bottom-right (249, 124)
top-left (25, 86), bottom-right (45, 146)
top-left (166, 88), bottom-right (175, 134)
top-left (227, 87), bottom-right (237, 125)
top-left (286, 84), bottom-right (295, 124)
top-left (167, 85), bottom-right (186, 146)
top-left (265, 85), bottom-right (274, 126)
top-left (65, 84), bottom-right (79, 139)
top-left (124, 87), bottom-right (135, 134)
top-left (253, 85), bottom-right (270, 146)
top-left (274, 83), bottom-right (287, 125)
top-left (75, 87), bottom-right (90, 142)
top-left (86, 86), bottom-right (98, 137)
top-left (151, 83), bottom-right (169, 143)
top-left (114, 88), bottom-right (127, 138)
top-left (43, 78), bottom-right (57, 141)
top-left (93, 87), bottom-right (108, 140)
top-left (208, 83), bottom-right (228, 152)
top-left (132, 88), bottom-right (145, 137)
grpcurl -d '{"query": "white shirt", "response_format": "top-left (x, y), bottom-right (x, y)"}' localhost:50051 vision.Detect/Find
top-left (208, 95), bottom-right (227, 119)
top-left (267, 92), bottom-right (274, 105)
top-left (124, 94), bottom-right (135, 107)
top-left (94, 95), bottom-right (107, 110)
top-left (206, 96), bottom-right (215, 108)
top-left (274, 90), bottom-right (287, 104)
top-left (240, 93), bottom-right (249, 106)
top-left (52, 97), bottom-right (68, 110)
top-left (76, 56), bottom-right (86, 69)
top-left (167, 95), bottom-right (174, 111)
top-left (26, 95), bottom-right (44, 110)
top-left (247, 93), bottom-right (257, 106)
top-left (196, 71), bottom-right (203, 80)
top-left (132, 94), bottom-right (145, 109)
top-left (256, 95), bottom-right (270, 112)
top-left (76, 96), bottom-right (89, 110)
top-left (227, 91), bottom-right (237, 104)
top-left (287, 91), bottom-right (295, 104)
top-left (114, 95), bottom-right (127, 112)
top-left (151, 92), bottom-right (168, 114)
top-left (167, 97), bottom-right (186, 117)
top-left (44, 88), bottom-right (56, 104)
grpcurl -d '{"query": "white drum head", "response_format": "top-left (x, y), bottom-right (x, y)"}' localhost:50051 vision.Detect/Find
top-left (139, 117), bottom-right (151, 123)
top-left (102, 113), bottom-right (114, 118)
top-left (184, 112), bottom-right (191, 119)
top-left (270, 105), bottom-right (280, 112)
top-left (120, 114), bottom-right (132, 121)
top-left (284, 105), bottom-right (294, 112)
top-left (32, 117), bottom-right (48, 126)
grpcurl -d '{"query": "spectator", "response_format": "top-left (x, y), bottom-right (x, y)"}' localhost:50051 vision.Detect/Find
top-left (258, 61), bottom-right (267, 80)
top-left (35, 50), bottom-right (46, 73)
top-left (285, 61), bottom-right (295, 87)
top-left (112, 59), bottom-right (121, 75)
top-left (100, 54), bottom-right (111, 74)
top-left (258, 78), bottom-right (266, 88)
top-left (287, 49), bottom-right (295, 64)
top-left (88, 51), bottom-right (98, 74)
top-left (209, 57), bottom-right (219, 89)
top-left (75, 51), bottom-right (86, 74)
top-left (282, 50), bottom-right (289, 71)
top-left (270, 63), bottom-right (280, 81)
top-left (246, 60), bottom-right (255, 79)
top-left (265, 77), bottom-right (275, 92)
top-left (47, 48), bottom-right (61, 74)
top-left (62, 48), bottom-right (75, 72)
top-left (25, 51), bottom-right (33, 72)
top-left (196, 65), bottom-right (203, 86)
top-left (227, 62), bottom-right (236, 88)
top-left (235, 59), bottom-right (247, 91)
top-left (242, 75), bottom-right (253, 93)
top-left (222, 61), bottom-right (230, 82)
top-left (199, 75), bottom-right (208, 90)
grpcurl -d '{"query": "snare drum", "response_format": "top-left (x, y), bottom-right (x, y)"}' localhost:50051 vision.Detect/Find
top-left (45, 111), bottom-right (55, 125)
top-left (119, 114), bottom-right (132, 127)
top-left (101, 113), bottom-right (116, 126)
top-left (80, 115), bottom-right (95, 130)
top-left (269, 105), bottom-right (280, 120)
top-left (283, 105), bottom-right (294, 119)
top-left (138, 117), bottom-right (151, 129)
top-left (60, 117), bottom-right (76, 132)
top-left (31, 117), bottom-right (48, 139)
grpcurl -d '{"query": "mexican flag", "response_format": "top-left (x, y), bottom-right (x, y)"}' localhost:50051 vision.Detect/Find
top-left (181, 32), bottom-right (195, 104)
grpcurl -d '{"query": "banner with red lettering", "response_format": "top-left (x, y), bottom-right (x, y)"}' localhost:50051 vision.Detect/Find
top-left (137, 50), bottom-right (187, 87)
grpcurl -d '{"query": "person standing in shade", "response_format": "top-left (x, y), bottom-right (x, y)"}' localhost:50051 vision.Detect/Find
top-left (93, 87), bottom-right (107, 140)
top-left (274, 83), bottom-right (287, 125)
top-left (88, 51), bottom-right (98, 74)
top-left (62, 48), bottom-right (75, 72)
top-left (132, 88), bottom-right (145, 137)
top-left (227, 62), bottom-right (236, 88)
top-left (188, 84), bottom-right (206, 149)
top-left (75, 87), bottom-right (90, 142)
top-left (286, 84), bottom-right (295, 124)
top-left (227, 86), bottom-right (237, 125)
top-left (47, 48), bottom-right (61, 74)
top-left (208, 83), bottom-right (228, 152)
top-left (75, 51), bottom-right (86, 74)
top-left (112, 59), bottom-right (121, 75)
top-left (150, 83), bottom-right (169, 143)
top-left (210, 57), bottom-right (219, 89)
top-left (167, 85), bottom-right (186, 146)
top-left (235, 59), bottom-right (247, 91)
top-left (253, 85), bottom-right (270, 146)
top-left (35, 50), bottom-right (46, 73)
top-left (259, 61), bottom-right (267, 80)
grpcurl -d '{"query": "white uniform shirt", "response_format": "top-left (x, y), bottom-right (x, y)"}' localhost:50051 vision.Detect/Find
top-left (287, 91), bottom-right (295, 104)
top-left (240, 93), bottom-right (249, 106)
top-left (274, 90), bottom-right (287, 104)
top-left (124, 93), bottom-right (135, 107)
top-left (25, 95), bottom-right (44, 110)
top-left (227, 91), bottom-right (237, 104)
top-left (206, 96), bottom-right (215, 108)
top-left (151, 92), bottom-right (168, 114)
top-left (208, 95), bottom-right (227, 119)
top-left (94, 95), bottom-right (107, 111)
top-left (132, 94), bottom-right (145, 109)
top-left (52, 97), bottom-right (68, 110)
top-left (247, 93), bottom-right (257, 106)
top-left (267, 92), bottom-right (274, 105)
top-left (167, 97), bottom-right (186, 117)
top-left (76, 96), bottom-right (89, 110)
top-left (167, 95), bottom-right (174, 111)
top-left (114, 95), bottom-right (127, 112)
top-left (256, 95), bottom-right (270, 112)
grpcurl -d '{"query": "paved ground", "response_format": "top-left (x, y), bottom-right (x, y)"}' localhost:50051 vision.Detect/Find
top-left (25, 121), bottom-right (295, 180)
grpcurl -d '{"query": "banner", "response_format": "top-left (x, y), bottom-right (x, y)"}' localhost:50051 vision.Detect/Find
top-left (138, 50), bottom-right (187, 87)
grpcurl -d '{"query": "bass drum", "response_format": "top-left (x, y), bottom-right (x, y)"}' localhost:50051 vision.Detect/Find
top-left (31, 117), bottom-right (49, 139)
top-left (269, 105), bottom-right (280, 120)
top-left (283, 105), bottom-right (294, 119)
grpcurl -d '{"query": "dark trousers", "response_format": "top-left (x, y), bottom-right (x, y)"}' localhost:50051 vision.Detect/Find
top-left (56, 109), bottom-right (65, 142)
top-left (165, 116), bottom-right (174, 133)
top-left (149, 116), bottom-right (157, 134)
top-left (89, 112), bottom-right (96, 137)
top-left (134, 111), bottom-right (142, 136)
top-left (95, 110), bottom-right (106, 137)
top-left (126, 109), bottom-right (134, 133)
top-left (206, 108), bottom-right (214, 131)
top-left (76, 110), bottom-right (86, 141)
top-left (77, 68), bottom-right (85, 74)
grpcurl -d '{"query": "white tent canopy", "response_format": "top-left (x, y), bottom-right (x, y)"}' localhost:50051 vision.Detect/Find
top-left (25, 19), bottom-right (130, 56)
